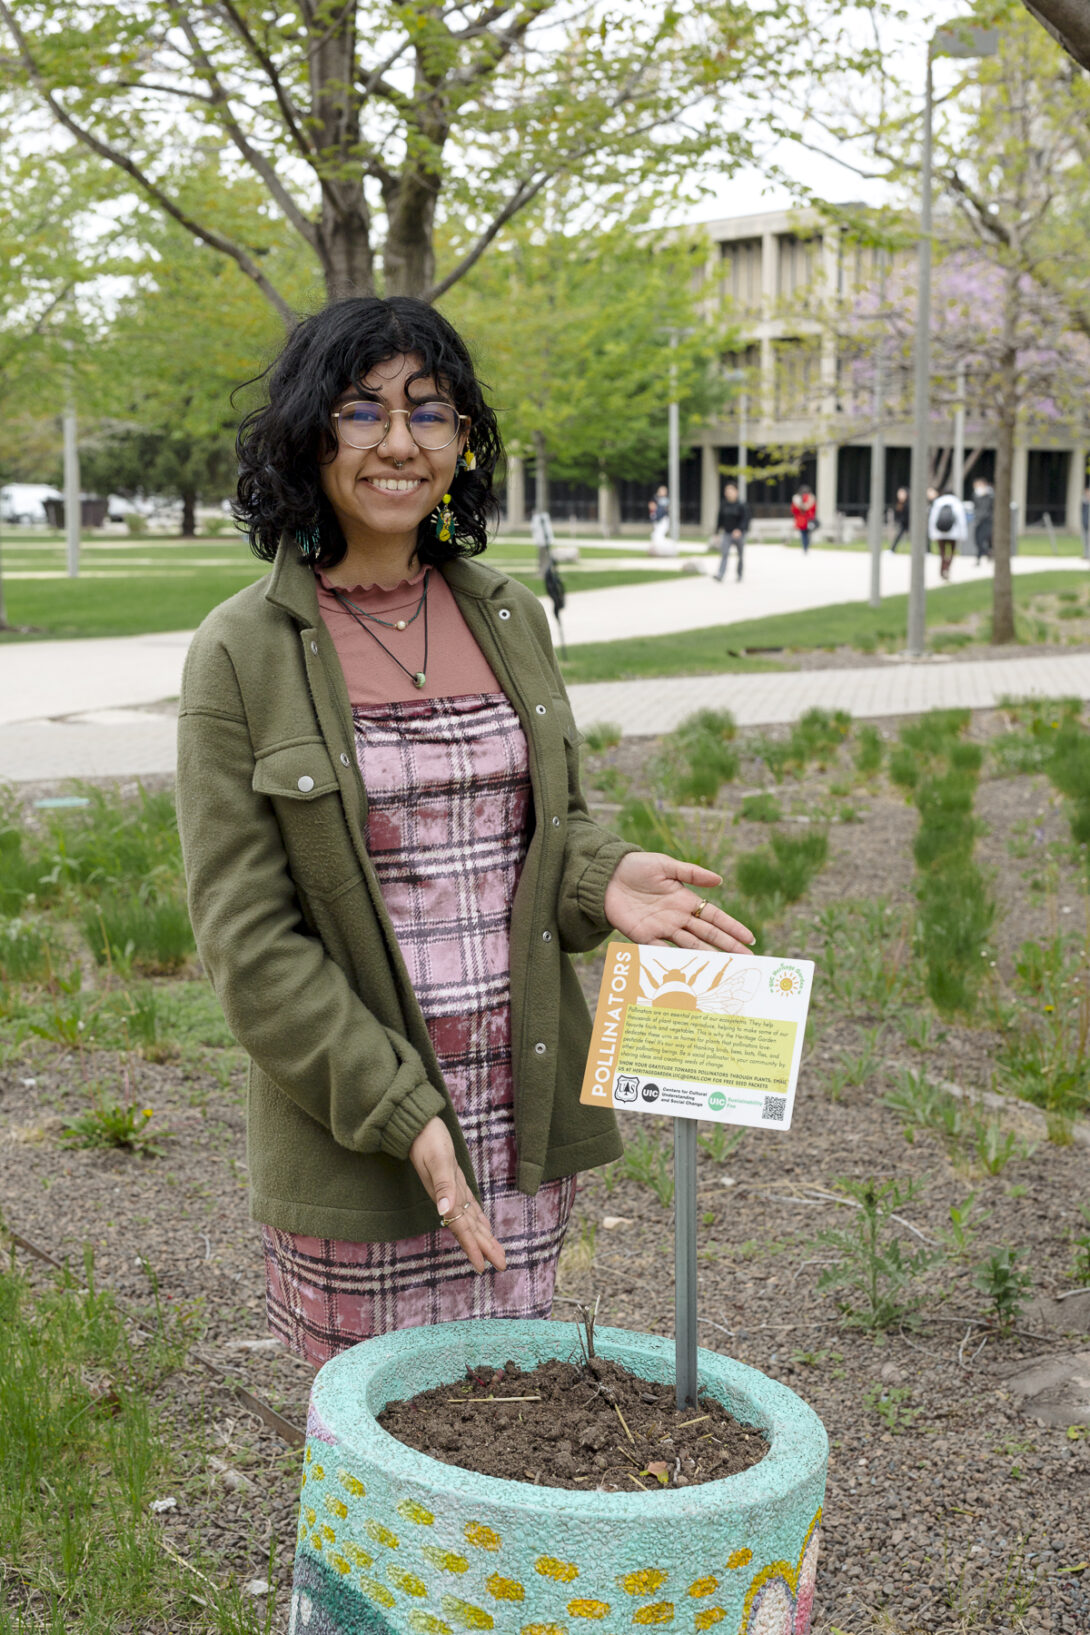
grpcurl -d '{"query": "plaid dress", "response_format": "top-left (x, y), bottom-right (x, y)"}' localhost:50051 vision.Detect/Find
top-left (263, 693), bottom-right (576, 1366)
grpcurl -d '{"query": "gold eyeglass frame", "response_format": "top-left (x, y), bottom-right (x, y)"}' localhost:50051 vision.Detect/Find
top-left (331, 401), bottom-right (468, 452)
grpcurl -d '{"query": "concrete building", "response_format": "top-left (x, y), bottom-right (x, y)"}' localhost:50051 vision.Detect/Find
top-left (506, 205), bottom-right (1089, 536)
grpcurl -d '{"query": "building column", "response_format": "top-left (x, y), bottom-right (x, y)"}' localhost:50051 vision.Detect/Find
top-left (816, 445), bottom-right (837, 541)
top-left (1066, 445), bottom-right (1086, 533)
top-left (701, 443), bottom-right (721, 535)
top-left (761, 231), bottom-right (777, 318)
top-left (505, 455), bottom-right (526, 527)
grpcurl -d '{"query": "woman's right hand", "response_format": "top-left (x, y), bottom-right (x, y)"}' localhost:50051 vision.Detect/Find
top-left (408, 1116), bottom-right (507, 1274)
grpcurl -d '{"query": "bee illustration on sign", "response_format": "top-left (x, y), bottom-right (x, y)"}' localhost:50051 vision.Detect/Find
top-left (636, 954), bottom-right (761, 1015)
top-left (614, 1076), bottom-right (639, 1104)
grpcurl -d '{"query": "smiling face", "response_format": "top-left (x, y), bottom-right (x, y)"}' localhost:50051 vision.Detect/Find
top-left (318, 352), bottom-right (468, 570)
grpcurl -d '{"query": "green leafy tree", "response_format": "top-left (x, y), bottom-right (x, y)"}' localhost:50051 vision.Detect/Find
top-left (76, 216), bottom-right (298, 534)
top-left (0, 0), bottom-right (879, 315)
top-left (445, 218), bottom-right (736, 516)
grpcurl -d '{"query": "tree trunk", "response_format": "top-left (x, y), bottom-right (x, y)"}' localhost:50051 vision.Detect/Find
top-left (311, 5), bottom-right (375, 299)
top-left (181, 490), bottom-right (197, 538)
top-left (381, 50), bottom-right (447, 297)
top-left (533, 430), bottom-right (549, 516)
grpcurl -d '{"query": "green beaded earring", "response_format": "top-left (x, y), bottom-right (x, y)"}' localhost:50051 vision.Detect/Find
top-left (294, 522), bottom-right (323, 560)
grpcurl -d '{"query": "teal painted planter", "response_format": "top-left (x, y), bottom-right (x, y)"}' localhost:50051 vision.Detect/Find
top-left (290, 1321), bottom-right (827, 1635)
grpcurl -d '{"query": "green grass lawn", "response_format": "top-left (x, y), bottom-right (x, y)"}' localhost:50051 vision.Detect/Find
top-left (0, 535), bottom-right (670, 640)
top-left (557, 569), bottom-right (1090, 684)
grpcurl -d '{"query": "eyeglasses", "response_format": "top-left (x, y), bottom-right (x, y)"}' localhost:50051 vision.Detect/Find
top-left (331, 399), bottom-right (467, 451)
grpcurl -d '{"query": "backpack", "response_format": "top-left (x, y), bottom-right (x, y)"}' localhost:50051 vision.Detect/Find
top-left (936, 501), bottom-right (956, 533)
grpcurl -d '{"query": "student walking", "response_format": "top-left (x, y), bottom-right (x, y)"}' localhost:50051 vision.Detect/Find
top-left (648, 485), bottom-right (672, 555)
top-left (889, 487), bottom-right (909, 552)
top-left (791, 484), bottom-right (817, 553)
top-left (714, 482), bottom-right (750, 582)
top-left (928, 487), bottom-right (968, 582)
top-left (971, 478), bottom-right (994, 563)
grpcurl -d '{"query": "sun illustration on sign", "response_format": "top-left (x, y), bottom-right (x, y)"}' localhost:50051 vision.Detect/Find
top-left (637, 956), bottom-right (761, 1015)
top-left (769, 963), bottom-right (805, 999)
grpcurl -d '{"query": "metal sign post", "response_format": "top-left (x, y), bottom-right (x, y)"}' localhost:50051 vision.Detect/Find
top-left (673, 1116), bottom-right (699, 1408)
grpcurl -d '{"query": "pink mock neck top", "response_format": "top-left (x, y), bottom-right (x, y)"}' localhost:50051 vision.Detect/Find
top-left (314, 565), bottom-right (501, 706)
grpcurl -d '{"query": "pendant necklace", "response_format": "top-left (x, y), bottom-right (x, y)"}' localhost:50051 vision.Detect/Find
top-left (332, 573), bottom-right (428, 633)
top-left (332, 571), bottom-right (430, 690)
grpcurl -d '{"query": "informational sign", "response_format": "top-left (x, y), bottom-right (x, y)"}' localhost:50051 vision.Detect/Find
top-left (580, 943), bottom-right (814, 1131)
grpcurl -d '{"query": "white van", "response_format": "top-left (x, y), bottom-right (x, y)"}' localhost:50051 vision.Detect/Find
top-left (0, 483), bottom-right (62, 524)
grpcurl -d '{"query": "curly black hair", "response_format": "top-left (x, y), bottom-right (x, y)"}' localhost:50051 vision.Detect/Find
top-left (234, 296), bottom-right (502, 569)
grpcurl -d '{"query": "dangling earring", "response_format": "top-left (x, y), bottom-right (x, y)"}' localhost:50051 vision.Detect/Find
top-left (294, 521), bottom-right (322, 560)
top-left (434, 493), bottom-right (455, 545)
top-left (456, 448), bottom-right (476, 475)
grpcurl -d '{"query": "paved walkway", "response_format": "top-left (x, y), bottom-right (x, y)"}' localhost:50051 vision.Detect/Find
top-left (1, 549), bottom-right (1086, 781)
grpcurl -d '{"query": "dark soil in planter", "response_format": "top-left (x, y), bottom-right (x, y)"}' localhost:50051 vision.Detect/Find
top-left (378, 1354), bottom-right (768, 1492)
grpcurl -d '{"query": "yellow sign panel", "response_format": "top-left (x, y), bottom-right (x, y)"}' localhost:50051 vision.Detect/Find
top-left (580, 944), bottom-right (813, 1130)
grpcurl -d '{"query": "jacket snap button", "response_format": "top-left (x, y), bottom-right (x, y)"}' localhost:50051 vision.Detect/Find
top-left (552, 815), bottom-right (561, 827)
top-left (297, 775), bottom-right (315, 793)
top-left (339, 752), bottom-right (350, 766)
top-left (535, 704), bottom-right (547, 715)
top-left (542, 930), bottom-right (552, 943)
top-left (534, 1041), bottom-right (547, 1055)
top-left (310, 640), bottom-right (319, 654)
top-left (498, 608), bottom-right (511, 620)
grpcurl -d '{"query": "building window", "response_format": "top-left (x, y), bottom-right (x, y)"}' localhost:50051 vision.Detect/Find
top-left (777, 234), bottom-right (819, 308)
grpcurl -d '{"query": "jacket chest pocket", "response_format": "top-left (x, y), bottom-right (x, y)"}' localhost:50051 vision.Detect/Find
top-left (252, 741), bottom-right (362, 899)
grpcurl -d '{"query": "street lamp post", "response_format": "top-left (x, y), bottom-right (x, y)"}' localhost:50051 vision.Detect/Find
top-left (668, 331), bottom-right (680, 547)
top-left (906, 21), bottom-right (999, 656)
top-left (868, 249), bottom-right (888, 610)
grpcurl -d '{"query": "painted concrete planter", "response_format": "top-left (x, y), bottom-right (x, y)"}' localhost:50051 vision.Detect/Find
top-left (290, 1320), bottom-right (828, 1635)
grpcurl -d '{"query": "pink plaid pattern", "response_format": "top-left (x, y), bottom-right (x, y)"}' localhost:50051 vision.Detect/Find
top-left (263, 694), bottom-right (575, 1366)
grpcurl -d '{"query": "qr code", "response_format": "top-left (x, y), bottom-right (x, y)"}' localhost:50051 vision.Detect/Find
top-left (762, 1095), bottom-right (788, 1123)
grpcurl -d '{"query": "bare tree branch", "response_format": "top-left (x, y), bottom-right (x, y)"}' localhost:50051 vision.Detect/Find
top-left (214, 0), bottom-right (316, 161)
top-left (178, 16), bottom-right (318, 249)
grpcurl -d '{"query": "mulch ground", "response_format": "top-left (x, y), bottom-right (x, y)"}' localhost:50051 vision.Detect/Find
top-left (3, 712), bottom-right (1090, 1633)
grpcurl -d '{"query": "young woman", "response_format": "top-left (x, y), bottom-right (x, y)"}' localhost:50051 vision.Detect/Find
top-left (176, 297), bottom-right (753, 1366)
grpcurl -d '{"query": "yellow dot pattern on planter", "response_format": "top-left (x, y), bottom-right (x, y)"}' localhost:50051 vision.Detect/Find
top-left (399, 1498), bottom-right (436, 1526)
top-left (536, 1557), bottom-right (579, 1583)
top-left (320, 1525), bottom-right (336, 1545)
top-left (727, 1549), bottom-right (752, 1569)
top-left (331, 1554), bottom-right (352, 1576)
top-left (366, 1518), bottom-right (401, 1549)
top-left (360, 1574), bottom-right (396, 1609)
top-left (422, 1544), bottom-right (470, 1574)
top-left (339, 1469), bottom-right (366, 1497)
top-left (619, 1568), bottom-right (667, 1596)
top-left (343, 1541), bottom-right (374, 1571)
top-left (567, 1600), bottom-right (611, 1619)
top-left (324, 1494), bottom-right (348, 1520)
top-left (694, 1610), bottom-right (728, 1631)
top-left (388, 1565), bottom-right (428, 1598)
top-left (440, 1593), bottom-right (495, 1629)
top-left (633, 1605), bottom-right (674, 1626)
top-left (486, 1572), bottom-right (525, 1601)
top-left (304, 1506), bottom-right (317, 1528)
top-left (409, 1615), bottom-right (453, 1635)
top-left (520, 1627), bottom-right (568, 1635)
top-left (465, 1521), bottom-right (502, 1551)
top-left (688, 1576), bottom-right (718, 1598)
top-left (310, 1532), bottom-right (323, 1551)
top-left (312, 1463), bottom-right (325, 1479)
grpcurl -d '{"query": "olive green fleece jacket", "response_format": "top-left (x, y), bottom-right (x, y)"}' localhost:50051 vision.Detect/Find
top-left (175, 540), bottom-right (636, 1242)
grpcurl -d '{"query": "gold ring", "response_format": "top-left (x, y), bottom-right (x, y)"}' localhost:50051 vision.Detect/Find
top-left (693, 899), bottom-right (709, 920)
top-left (439, 1204), bottom-right (471, 1228)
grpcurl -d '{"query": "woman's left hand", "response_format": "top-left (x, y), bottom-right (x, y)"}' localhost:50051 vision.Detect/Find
top-left (604, 851), bottom-right (754, 952)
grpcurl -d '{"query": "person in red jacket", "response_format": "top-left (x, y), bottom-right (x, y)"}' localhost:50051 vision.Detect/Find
top-left (791, 485), bottom-right (817, 553)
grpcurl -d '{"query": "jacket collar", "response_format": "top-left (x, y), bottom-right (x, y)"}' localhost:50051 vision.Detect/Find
top-left (265, 533), bottom-right (512, 623)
